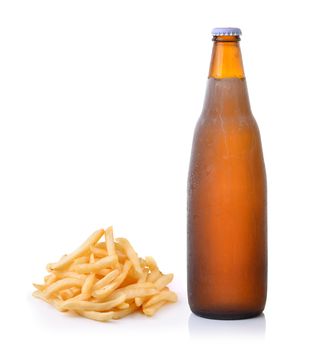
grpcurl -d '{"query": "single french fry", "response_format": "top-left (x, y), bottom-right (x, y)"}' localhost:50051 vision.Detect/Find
top-left (143, 290), bottom-right (177, 308)
top-left (77, 303), bottom-right (138, 322)
top-left (147, 269), bottom-right (162, 282)
top-left (154, 273), bottom-right (174, 290)
top-left (73, 256), bottom-right (89, 264)
top-left (81, 273), bottom-right (95, 296)
top-left (53, 271), bottom-right (86, 280)
top-left (90, 246), bottom-right (108, 258)
top-left (135, 270), bottom-right (148, 306)
top-left (111, 303), bottom-right (138, 319)
top-left (62, 293), bottom-right (126, 312)
top-left (145, 256), bottom-right (158, 270)
top-left (95, 241), bottom-right (106, 249)
top-left (33, 283), bottom-right (45, 291)
top-left (93, 269), bottom-right (120, 290)
top-left (96, 268), bottom-right (112, 276)
top-left (43, 278), bottom-right (85, 298)
top-left (143, 300), bottom-right (167, 316)
top-left (105, 226), bottom-right (119, 266)
top-left (59, 287), bottom-right (81, 300)
top-left (78, 302), bottom-right (138, 322)
top-left (75, 309), bottom-right (115, 322)
top-left (117, 302), bottom-right (130, 310)
top-left (116, 250), bottom-right (127, 264)
top-left (139, 258), bottom-right (147, 269)
top-left (62, 291), bottom-right (88, 302)
top-left (116, 238), bottom-right (142, 277)
top-left (32, 290), bottom-right (67, 312)
top-left (114, 242), bottom-right (125, 254)
top-left (44, 273), bottom-right (57, 287)
top-left (70, 256), bottom-right (117, 273)
top-left (111, 282), bottom-right (157, 300)
top-left (47, 229), bottom-right (105, 271)
top-left (92, 260), bottom-right (132, 300)
top-left (44, 274), bottom-right (56, 284)
top-left (123, 288), bottom-right (158, 300)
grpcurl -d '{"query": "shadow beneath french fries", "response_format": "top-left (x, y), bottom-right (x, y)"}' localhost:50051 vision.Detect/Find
top-left (188, 312), bottom-right (266, 340)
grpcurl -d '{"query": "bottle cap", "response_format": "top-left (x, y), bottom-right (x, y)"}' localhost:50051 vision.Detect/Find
top-left (212, 27), bottom-right (242, 36)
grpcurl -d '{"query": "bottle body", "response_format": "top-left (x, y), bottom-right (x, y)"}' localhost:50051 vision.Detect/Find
top-left (187, 33), bottom-right (267, 320)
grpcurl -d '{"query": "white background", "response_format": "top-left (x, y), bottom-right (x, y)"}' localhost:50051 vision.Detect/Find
top-left (1, 0), bottom-right (330, 349)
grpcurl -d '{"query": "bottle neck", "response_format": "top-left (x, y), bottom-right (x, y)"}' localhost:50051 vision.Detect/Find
top-left (208, 36), bottom-right (245, 79)
top-left (203, 36), bottom-right (251, 117)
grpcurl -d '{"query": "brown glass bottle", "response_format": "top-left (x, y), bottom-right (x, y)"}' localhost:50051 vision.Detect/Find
top-left (187, 28), bottom-right (267, 320)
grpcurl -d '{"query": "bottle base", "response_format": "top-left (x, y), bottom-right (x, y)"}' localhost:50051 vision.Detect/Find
top-left (192, 309), bottom-right (263, 320)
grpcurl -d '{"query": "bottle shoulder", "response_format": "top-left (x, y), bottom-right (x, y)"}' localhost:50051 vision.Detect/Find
top-left (195, 112), bottom-right (259, 134)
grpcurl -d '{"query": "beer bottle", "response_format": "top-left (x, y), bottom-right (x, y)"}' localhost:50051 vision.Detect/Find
top-left (187, 28), bottom-right (267, 319)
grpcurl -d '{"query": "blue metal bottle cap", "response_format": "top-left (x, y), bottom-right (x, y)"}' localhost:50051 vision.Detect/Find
top-left (212, 27), bottom-right (242, 36)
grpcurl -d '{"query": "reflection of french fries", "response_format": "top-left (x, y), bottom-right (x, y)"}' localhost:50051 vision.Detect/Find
top-left (33, 227), bottom-right (177, 321)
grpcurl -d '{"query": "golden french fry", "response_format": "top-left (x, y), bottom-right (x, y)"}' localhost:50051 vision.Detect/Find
top-left (123, 288), bottom-right (158, 300)
top-left (53, 271), bottom-right (86, 280)
top-left (114, 242), bottom-right (125, 254)
top-left (70, 256), bottom-right (117, 273)
top-left (48, 229), bottom-right (105, 271)
top-left (92, 260), bottom-right (132, 300)
top-left (62, 293), bottom-right (126, 311)
top-left (44, 273), bottom-right (57, 286)
top-left (143, 301), bottom-right (167, 316)
top-left (117, 302), bottom-right (130, 310)
top-left (135, 298), bottom-right (144, 307)
top-left (145, 256), bottom-right (158, 270)
top-left (116, 250), bottom-right (127, 263)
top-left (135, 270), bottom-right (148, 306)
top-left (147, 269), bottom-right (162, 282)
top-left (43, 278), bottom-right (85, 298)
top-left (32, 290), bottom-right (67, 312)
top-left (73, 256), bottom-right (89, 264)
top-left (96, 268), bottom-right (112, 276)
top-left (90, 246), bottom-right (108, 258)
top-left (76, 303), bottom-right (138, 322)
top-left (116, 238), bottom-right (142, 277)
top-left (33, 283), bottom-right (45, 291)
top-left (75, 310), bottom-right (115, 322)
top-left (59, 287), bottom-right (81, 300)
top-left (154, 273), bottom-right (173, 290)
top-left (81, 273), bottom-right (95, 296)
top-left (139, 258), bottom-right (147, 269)
top-left (111, 282), bottom-right (157, 300)
top-left (93, 269), bottom-right (120, 290)
top-left (94, 242), bottom-right (108, 250)
top-left (111, 303), bottom-right (138, 319)
top-left (105, 226), bottom-right (119, 266)
top-left (143, 290), bottom-right (177, 308)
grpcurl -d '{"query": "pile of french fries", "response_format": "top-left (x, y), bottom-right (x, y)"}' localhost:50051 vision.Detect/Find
top-left (33, 227), bottom-right (177, 321)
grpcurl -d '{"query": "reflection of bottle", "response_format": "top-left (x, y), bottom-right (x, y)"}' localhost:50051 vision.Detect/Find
top-left (188, 313), bottom-right (266, 338)
top-left (187, 28), bottom-right (267, 319)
